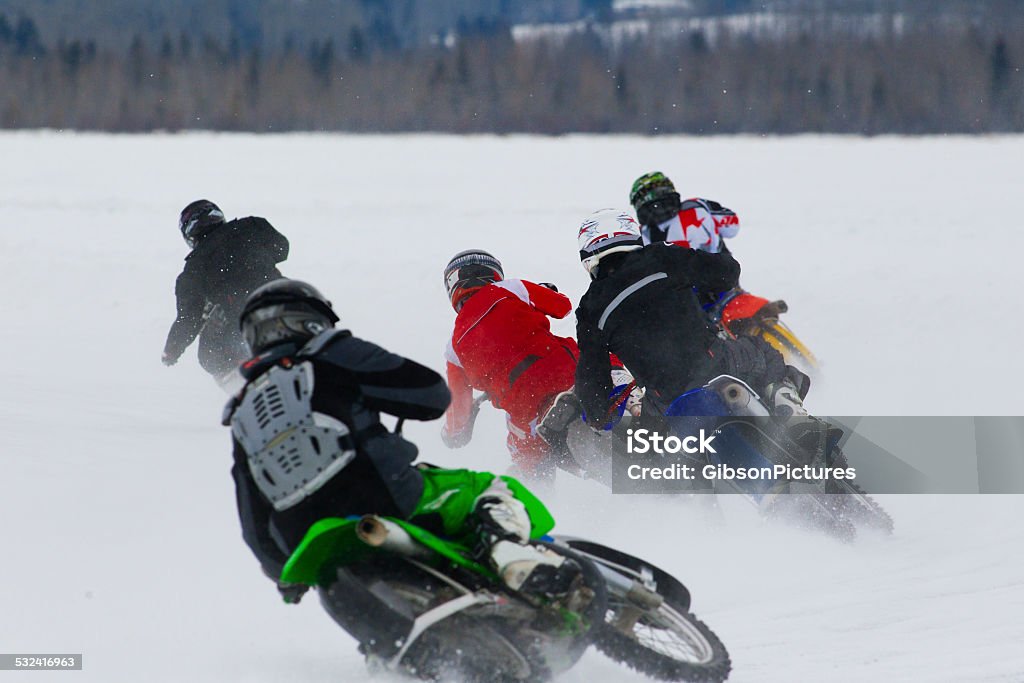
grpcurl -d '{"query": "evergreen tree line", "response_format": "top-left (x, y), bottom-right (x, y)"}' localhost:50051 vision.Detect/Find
top-left (0, 13), bottom-right (1020, 134)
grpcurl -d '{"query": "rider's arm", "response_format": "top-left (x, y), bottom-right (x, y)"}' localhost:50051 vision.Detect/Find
top-left (575, 315), bottom-right (616, 430)
top-left (249, 216), bottom-right (290, 264)
top-left (490, 279), bottom-right (573, 319)
top-left (319, 334), bottom-right (451, 421)
top-left (702, 198), bottom-right (740, 241)
top-left (442, 358), bottom-right (477, 448)
top-left (696, 248), bottom-right (741, 294)
top-left (231, 442), bottom-right (290, 580)
top-left (521, 280), bottom-right (573, 319)
top-left (162, 271), bottom-right (205, 362)
top-left (662, 243), bottom-right (740, 298)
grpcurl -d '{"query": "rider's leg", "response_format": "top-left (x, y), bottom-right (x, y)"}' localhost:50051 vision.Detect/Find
top-left (507, 423), bottom-right (558, 482)
top-left (536, 390), bottom-right (583, 459)
top-left (764, 365), bottom-right (842, 458)
top-left (504, 347), bottom-right (579, 472)
top-left (410, 467), bottom-right (578, 597)
top-left (198, 321), bottom-right (248, 378)
top-left (472, 477), bottom-right (581, 596)
top-left (711, 336), bottom-right (841, 457)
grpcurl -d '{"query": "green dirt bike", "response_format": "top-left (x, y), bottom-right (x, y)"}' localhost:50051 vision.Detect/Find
top-left (280, 515), bottom-right (731, 682)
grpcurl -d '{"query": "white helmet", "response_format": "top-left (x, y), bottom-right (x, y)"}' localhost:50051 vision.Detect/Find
top-left (577, 209), bottom-right (644, 277)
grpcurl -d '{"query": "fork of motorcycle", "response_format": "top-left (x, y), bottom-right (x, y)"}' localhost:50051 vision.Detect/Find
top-left (611, 604), bottom-right (645, 633)
top-left (564, 583), bottom-right (596, 616)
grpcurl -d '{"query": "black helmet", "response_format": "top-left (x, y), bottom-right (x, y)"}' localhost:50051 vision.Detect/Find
top-left (443, 249), bottom-right (503, 311)
top-left (629, 172), bottom-right (681, 230)
top-left (179, 199), bottom-right (226, 248)
top-left (239, 279), bottom-right (340, 354)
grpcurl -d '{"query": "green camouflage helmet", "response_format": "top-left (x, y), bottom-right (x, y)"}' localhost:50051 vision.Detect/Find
top-left (629, 171), bottom-right (677, 209)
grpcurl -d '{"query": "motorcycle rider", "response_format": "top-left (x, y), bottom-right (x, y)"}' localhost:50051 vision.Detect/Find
top-left (162, 200), bottom-right (289, 387)
top-left (441, 250), bottom-right (579, 479)
top-left (629, 172), bottom-right (789, 340)
top-left (224, 279), bottom-right (579, 603)
top-left (573, 209), bottom-right (815, 434)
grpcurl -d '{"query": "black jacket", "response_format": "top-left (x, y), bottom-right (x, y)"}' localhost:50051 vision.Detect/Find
top-left (575, 243), bottom-right (740, 424)
top-left (227, 330), bottom-right (451, 579)
top-left (163, 217), bottom-right (289, 362)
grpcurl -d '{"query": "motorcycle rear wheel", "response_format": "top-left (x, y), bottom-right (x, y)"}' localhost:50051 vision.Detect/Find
top-left (320, 552), bottom-right (606, 682)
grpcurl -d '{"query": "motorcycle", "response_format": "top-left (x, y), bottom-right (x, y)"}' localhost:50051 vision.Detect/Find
top-left (558, 376), bottom-right (893, 542)
top-left (663, 375), bottom-right (893, 540)
top-left (278, 513), bottom-right (731, 682)
top-left (708, 291), bottom-right (819, 376)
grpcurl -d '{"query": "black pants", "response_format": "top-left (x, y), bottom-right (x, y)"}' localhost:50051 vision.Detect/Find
top-left (706, 336), bottom-right (790, 396)
top-left (198, 323), bottom-right (249, 377)
top-left (644, 335), bottom-right (796, 419)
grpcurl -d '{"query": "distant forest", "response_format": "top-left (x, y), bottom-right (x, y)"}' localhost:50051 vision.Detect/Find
top-left (0, 7), bottom-right (1021, 134)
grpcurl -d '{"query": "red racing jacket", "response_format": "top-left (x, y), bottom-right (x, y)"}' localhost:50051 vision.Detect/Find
top-left (443, 279), bottom-right (578, 443)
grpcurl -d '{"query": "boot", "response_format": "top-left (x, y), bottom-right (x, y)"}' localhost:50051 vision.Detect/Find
top-left (474, 482), bottom-right (581, 598)
top-left (537, 390), bottom-right (582, 444)
top-left (536, 390), bottom-right (583, 464)
top-left (488, 539), bottom-right (581, 597)
top-left (765, 378), bottom-right (843, 462)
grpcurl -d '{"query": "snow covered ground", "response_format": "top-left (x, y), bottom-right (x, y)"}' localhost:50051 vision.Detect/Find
top-left (2, 132), bottom-right (1023, 682)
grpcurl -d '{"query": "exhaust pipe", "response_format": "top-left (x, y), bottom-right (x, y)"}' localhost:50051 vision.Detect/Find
top-left (356, 515), bottom-right (431, 559)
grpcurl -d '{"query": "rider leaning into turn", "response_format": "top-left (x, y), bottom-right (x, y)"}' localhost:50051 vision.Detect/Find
top-left (572, 209), bottom-right (820, 438)
top-left (162, 199), bottom-right (290, 384)
top-left (628, 172), bottom-right (789, 340)
top-left (223, 279), bottom-right (581, 604)
top-left (440, 250), bottom-right (579, 479)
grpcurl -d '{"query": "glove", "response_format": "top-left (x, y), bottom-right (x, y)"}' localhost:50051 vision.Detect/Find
top-left (756, 299), bottom-right (788, 322)
top-left (726, 299), bottom-right (788, 337)
top-left (441, 393), bottom-right (487, 449)
top-left (538, 282), bottom-right (559, 292)
top-left (161, 351), bottom-right (179, 366)
top-left (442, 426), bottom-right (472, 449)
top-left (277, 580), bottom-right (309, 605)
